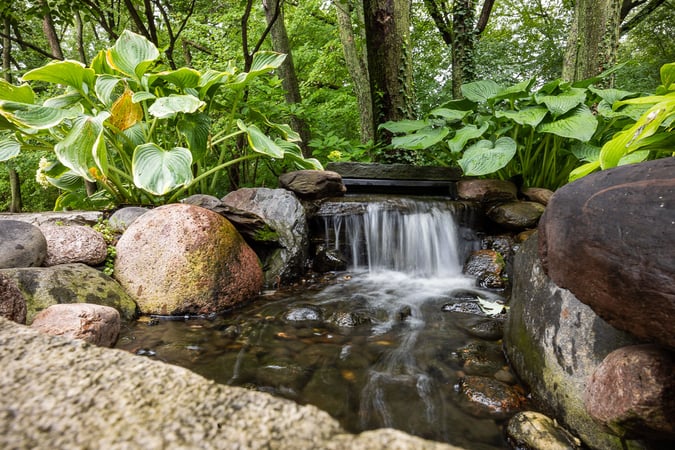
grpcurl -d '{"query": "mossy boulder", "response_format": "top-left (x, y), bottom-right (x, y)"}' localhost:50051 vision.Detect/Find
top-left (114, 204), bottom-right (263, 315)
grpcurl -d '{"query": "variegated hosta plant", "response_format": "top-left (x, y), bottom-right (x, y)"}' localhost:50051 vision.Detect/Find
top-left (0, 30), bottom-right (321, 209)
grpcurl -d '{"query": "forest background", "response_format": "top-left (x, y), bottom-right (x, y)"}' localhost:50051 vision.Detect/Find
top-left (1, 0), bottom-right (673, 211)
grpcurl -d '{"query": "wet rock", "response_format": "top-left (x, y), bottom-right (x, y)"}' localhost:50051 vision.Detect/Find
top-left (312, 244), bottom-right (347, 273)
top-left (0, 273), bottom-right (26, 324)
top-left (40, 224), bottom-right (107, 266)
top-left (107, 206), bottom-right (148, 233)
top-left (506, 411), bottom-right (582, 450)
top-left (114, 204), bottom-right (262, 315)
top-left (327, 311), bottom-right (370, 328)
top-left (221, 188), bottom-right (308, 287)
top-left (1, 317), bottom-right (461, 450)
top-left (457, 375), bottom-right (525, 420)
top-left (463, 249), bottom-right (507, 289)
top-left (538, 158), bottom-right (675, 349)
top-left (31, 303), bottom-right (120, 347)
top-left (486, 201), bottom-right (545, 230)
top-left (0, 220), bottom-right (46, 268)
top-left (521, 187), bottom-right (554, 206)
top-left (0, 263), bottom-right (137, 323)
top-left (457, 179), bottom-right (517, 204)
top-left (302, 366), bottom-right (352, 420)
top-left (584, 344), bottom-right (675, 439)
top-left (457, 316), bottom-right (504, 340)
top-left (481, 234), bottom-right (517, 259)
top-left (456, 341), bottom-right (507, 377)
top-left (284, 306), bottom-right (322, 324)
top-left (441, 302), bottom-right (484, 315)
top-left (256, 357), bottom-right (311, 395)
top-left (279, 170), bottom-right (346, 199)
top-left (505, 233), bottom-right (647, 450)
top-left (494, 367), bottom-right (517, 385)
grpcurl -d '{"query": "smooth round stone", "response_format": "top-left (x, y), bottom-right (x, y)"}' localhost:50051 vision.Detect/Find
top-left (0, 220), bottom-right (47, 268)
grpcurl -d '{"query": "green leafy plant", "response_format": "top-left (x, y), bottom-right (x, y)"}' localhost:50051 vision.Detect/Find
top-left (380, 69), bottom-right (627, 190)
top-left (0, 30), bottom-right (321, 210)
top-left (92, 218), bottom-right (116, 276)
top-left (570, 62), bottom-right (675, 181)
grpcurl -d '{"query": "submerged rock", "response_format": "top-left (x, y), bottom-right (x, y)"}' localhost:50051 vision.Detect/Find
top-left (506, 411), bottom-right (582, 450)
top-left (457, 375), bottom-right (525, 420)
top-left (463, 249), bottom-right (507, 289)
top-left (114, 203), bottom-right (262, 315)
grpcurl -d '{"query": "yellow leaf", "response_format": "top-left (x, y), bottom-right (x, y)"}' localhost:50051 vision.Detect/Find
top-left (110, 89), bottom-right (142, 131)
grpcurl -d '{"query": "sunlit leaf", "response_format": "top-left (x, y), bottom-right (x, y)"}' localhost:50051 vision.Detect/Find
top-left (132, 143), bottom-right (193, 195)
top-left (106, 30), bottom-right (160, 80)
top-left (131, 91), bottom-right (156, 103)
top-left (237, 120), bottom-right (284, 158)
top-left (43, 91), bottom-right (83, 109)
top-left (55, 112), bottom-right (110, 182)
top-left (569, 160), bottom-right (601, 182)
top-left (0, 100), bottom-right (76, 129)
top-left (150, 67), bottom-right (201, 89)
top-left (381, 119), bottom-right (433, 134)
top-left (148, 94), bottom-right (205, 119)
top-left (458, 137), bottom-right (517, 176)
top-left (660, 62), bottom-right (675, 89)
top-left (22, 60), bottom-right (95, 92)
top-left (95, 75), bottom-right (123, 106)
top-left (0, 80), bottom-right (34, 103)
top-left (476, 297), bottom-right (507, 316)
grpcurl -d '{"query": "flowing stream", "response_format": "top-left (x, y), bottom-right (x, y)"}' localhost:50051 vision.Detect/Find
top-left (117, 197), bottom-right (515, 449)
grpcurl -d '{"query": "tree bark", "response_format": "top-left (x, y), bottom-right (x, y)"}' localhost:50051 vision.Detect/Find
top-left (562, 0), bottom-right (622, 83)
top-left (334, 0), bottom-right (374, 143)
top-left (262, 0), bottom-right (312, 157)
top-left (40, 0), bottom-right (64, 59)
top-left (3, 15), bottom-right (21, 213)
top-left (363, 0), bottom-right (415, 156)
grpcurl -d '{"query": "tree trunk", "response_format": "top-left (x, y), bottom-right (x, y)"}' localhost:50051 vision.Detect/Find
top-left (335, 0), bottom-right (374, 144)
top-left (363, 0), bottom-right (415, 158)
top-left (451, 0), bottom-right (477, 98)
top-left (3, 15), bottom-right (21, 213)
top-left (562, 0), bottom-right (622, 83)
top-left (263, 0), bottom-right (312, 157)
top-left (40, 0), bottom-right (64, 59)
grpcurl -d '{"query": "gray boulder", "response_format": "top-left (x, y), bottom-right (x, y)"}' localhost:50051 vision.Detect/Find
top-left (539, 158), bottom-right (675, 349)
top-left (221, 188), bottom-right (308, 287)
top-left (0, 317), bottom-right (461, 450)
top-left (457, 179), bottom-right (518, 204)
top-left (40, 224), bottom-right (108, 266)
top-left (487, 201), bottom-right (545, 230)
top-left (279, 170), bottom-right (346, 199)
top-left (505, 233), bottom-right (650, 450)
top-left (0, 263), bottom-right (138, 324)
top-left (0, 220), bottom-right (47, 268)
top-left (31, 303), bottom-right (120, 347)
top-left (107, 206), bottom-right (149, 233)
top-left (114, 204), bottom-right (263, 315)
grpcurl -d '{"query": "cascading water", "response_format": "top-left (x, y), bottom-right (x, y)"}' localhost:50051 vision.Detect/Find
top-left (117, 196), bottom-right (513, 449)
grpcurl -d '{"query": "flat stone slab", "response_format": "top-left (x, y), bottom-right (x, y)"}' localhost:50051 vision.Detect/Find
top-left (326, 162), bottom-right (462, 181)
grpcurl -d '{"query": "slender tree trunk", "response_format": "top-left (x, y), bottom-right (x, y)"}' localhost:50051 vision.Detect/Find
top-left (3, 15), bottom-right (21, 212)
top-left (451, 0), bottom-right (477, 98)
top-left (363, 0), bottom-right (415, 158)
top-left (75, 11), bottom-right (87, 65)
top-left (562, 0), bottom-right (622, 83)
top-left (40, 0), bottom-right (64, 60)
top-left (335, 0), bottom-right (374, 144)
top-left (263, 0), bottom-right (312, 157)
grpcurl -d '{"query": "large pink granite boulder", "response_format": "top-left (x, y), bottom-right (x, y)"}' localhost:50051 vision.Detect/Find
top-left (31, 303), bottom-right (120, 347)
top-left (114, 204), bottom-right (263, 315)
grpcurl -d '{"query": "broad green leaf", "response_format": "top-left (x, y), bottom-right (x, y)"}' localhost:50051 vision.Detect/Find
top-left (537, 78), bottom-right (564, 95)
top-left (569, 160), bottom-right (600, 182)
top-left (380, 119), bottom-right (433, 134)
top-left (90, 50), bottom-right (115, 75)
top-left (249, 52), bottom-right (286, 75)
top-left (0, 138), bottom-right (20, 161)
top-left (535, 87), bottom-right (586, 117)
top-left (198, 69), bottom-right (229, 98)
top-left (132, 143), bottom-right (193, 195)
top-left (122, 123), bottom-right (146, 148)
top-left (458, 137), bottom-right (517, 176)
top-left (47, 168), bottom-right (83, 191)
top-left (0, 100), bottom-right (76, 129)
top-left (55, 112), bottom-right (110, 182)
top-left (238, 120), bottom-right (284, 158)
top-left (43, 91), bottom-right (83, 109)
top-left (597, 100), bottom-right (648, 120)
top-left (615, 91), bottom-right (675, 109)
top-left (537, 105), bottom-right (597, 142)
top-left (495, 106), bottom-right (548, 127)
top-left (150, 67), bottom-right (201, 89)
top-left (131, 91), bottom-right (156, 103)
top-left (570, 142), bottom-right (600, 163)
top-left (429, 108), bottom-right (469, 121)
top-left (148, 94), bottom-right (205, 119)
top-left (0, 80), bottom-right (34, 103)
top-left (177, 113), bottom-right (210, 162)
top-left (461, 80), bottom-right (502, 103)
top-left (448, 123), bottom-right (489, 153)
top-left (278, 140), bottom-right (323, 170)
top-left (660, 62), bottom-right (675, 89)
top-left (492, 78), bottom-right (534, 102)
top-left (391, 127), bottom-right (449, 150)
top-left (106, 30), bottom-right (160, 80)
top-left (618, 150), bottom-right (650, 165)
top-left (95, 75), bottom-right (123, 106)
top-left (588, 87), bottom-right (636, 106)
top-left (22, 60), bottom-right (95, 92)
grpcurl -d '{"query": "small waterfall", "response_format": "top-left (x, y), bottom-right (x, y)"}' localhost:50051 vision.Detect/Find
top-left (324, 198), bottom-right (466, 277)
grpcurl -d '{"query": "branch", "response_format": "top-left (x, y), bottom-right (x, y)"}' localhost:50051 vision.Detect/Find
top-left (183, 39), bottom-right (214, 55)
top-left (476, 0), bottom-right (495, 35)
top-left (620, 0), bottom-right (667, 34)
top-left (423, 0), bottom-right (453, 46)
top-left (0, 30), bottom-right (61, 60)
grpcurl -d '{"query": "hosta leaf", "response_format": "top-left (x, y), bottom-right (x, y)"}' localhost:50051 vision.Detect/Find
top-left (43, 91), bottom-right (83, 109)
top-left (495, 106), bottom-right (548, 127)
top-left (381, 119), bottom-right (433, 134)
top-left (588, 87), bottom-right (636, 106)
top-left (535, 87), bottom-right (586, 117)
top-left (458, 137), bottom-right (517, 176)
top-left (177, 113), bottom-right (210, 162)
top-left (429, 108), bottom-right (469, 121)
top-left (278, 140), bottom-right (323, 170)
top-left (660, 62), bottom-right (675, 89)
top-left (618, 150), bottom-right (650, 165)
top-left (230, 52), bottom-right (286, 88)
top-left (569, 160), bottom-right (601, 182)
top-left (570, 142), bottom-right (600, 163)
top-left (22, 60), bottom-right (95, 92)
top-left (95, 75), bottom-right (123, 106)
top-left (391, 126), bottom-right (449, 150)
top-left (492, 78), bottom-right (534, 102)
top-left (132, 143), bottom-right (193, 195)
top-left (148, 94), bottom-right (205, 119)
top-left (150, 67), bottom-right (201, 89)
top-left (47, 168), bottom-right (83, 192)
top-left (461, 80), bottom-right (503, 103)
top-left (0, 80), bottom-right (34, 103)
top-left (537, 105), bottom-right (597, 142)
top-left (0, 100), bottom-right (76, 129)
top-left (106, 30), bottom-right (160, 80)
top-left (110, 89), bottom-right (143, 131)
top-left (238, 121), bottom-right (284, 158)
top-left (0, 138), bottom-right (21, 161)
top-left (448, 123), bottom-right (489, 153)
top-left (55, 112), bottom-right (110, 182)
top-left (131, 91), bottom-right (156, 103)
